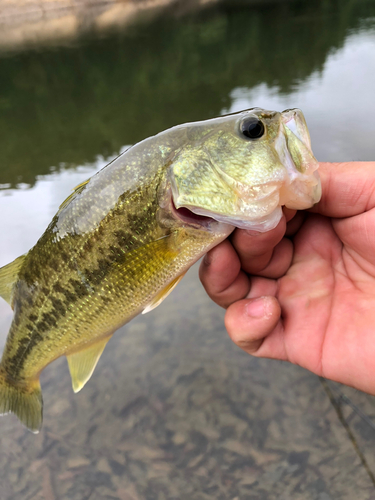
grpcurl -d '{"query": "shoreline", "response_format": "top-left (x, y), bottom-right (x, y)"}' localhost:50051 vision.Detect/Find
top-left (0, 0), bottom-right (292, 52)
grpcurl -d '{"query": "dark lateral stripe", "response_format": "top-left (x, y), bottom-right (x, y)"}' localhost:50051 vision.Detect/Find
top-left (4, 189), bottom-right (163, 377)
top-left (5, 331), bottom-right (43, 377)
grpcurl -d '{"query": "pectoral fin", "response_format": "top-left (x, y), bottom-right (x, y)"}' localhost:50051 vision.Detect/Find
top-left (67, 336), bottom-right (110, 393)
top-left (0, 255), bottom-right (25, 307)
top-left (142, 273), bottom-right (186, 314)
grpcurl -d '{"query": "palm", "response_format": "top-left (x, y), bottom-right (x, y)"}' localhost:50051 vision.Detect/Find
top-left (271, 211), bottom-right (375, 393)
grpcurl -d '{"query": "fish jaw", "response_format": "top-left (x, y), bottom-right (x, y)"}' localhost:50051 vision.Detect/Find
top-left (172, 189), bottom-right (284, 232)
top-left (282, 108), bottom-right (312, 150)
top-left (277, 108), bottom-right (322, 210)
top-left (169, 196), bottom-right (235, 236)
top-left (182, 204), bottom-right (284, 232)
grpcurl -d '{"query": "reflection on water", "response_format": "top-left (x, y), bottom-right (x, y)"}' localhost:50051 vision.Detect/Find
top-left (226, 30), bottom-right (375, 162)
top-left (1, 0), bottom-right (375, 188)
top-left (1, 1), bottom-right (375, 498)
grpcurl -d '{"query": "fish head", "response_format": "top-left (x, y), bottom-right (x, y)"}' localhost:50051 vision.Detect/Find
top-left (169, 108), bottom-right (321, 232)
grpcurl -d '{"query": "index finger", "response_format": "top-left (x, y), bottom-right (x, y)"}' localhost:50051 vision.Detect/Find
top-left (199, 239), bottom-right (250, 308)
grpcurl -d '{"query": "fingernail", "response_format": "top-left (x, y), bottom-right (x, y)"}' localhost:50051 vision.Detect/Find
top-left (245, 297), bottom-right (266, 318)
top-left (245, 230), bottom-right (261, 236)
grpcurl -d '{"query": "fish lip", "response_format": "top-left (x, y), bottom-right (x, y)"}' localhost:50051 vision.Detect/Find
top-left (186, 205), bottom-right (284, 232)
top-left (281, 108), bottom-right (312, 151)
top-left (172, 197), bottom-right (284, 233)
top-left (277, 108), bottom-right (322, 208)
top-left (170, 198), bottom-right (220, 229)
top-left (170, 198), bottom-right (235, 234)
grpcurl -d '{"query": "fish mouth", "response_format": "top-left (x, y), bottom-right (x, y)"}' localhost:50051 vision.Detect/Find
top-left (171, 198), bottom-right (221, 228)
top-left (171, 197), bottom-right (283, 232)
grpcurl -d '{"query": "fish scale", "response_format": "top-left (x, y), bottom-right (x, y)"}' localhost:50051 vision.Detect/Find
top-left (0, 108), bottom-right (321, 432)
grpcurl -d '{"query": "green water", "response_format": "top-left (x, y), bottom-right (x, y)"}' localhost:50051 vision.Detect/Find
top-left (1, 0), bottom-right (375, 188)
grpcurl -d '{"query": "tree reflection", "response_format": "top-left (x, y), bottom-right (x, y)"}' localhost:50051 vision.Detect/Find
top-left (0, 0), bottom-right (374, 187)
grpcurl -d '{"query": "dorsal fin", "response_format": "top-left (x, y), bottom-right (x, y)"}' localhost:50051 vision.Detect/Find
top-left (57, 178), bottom-right (90, 214)
top-left (67, 336), bottom-right (110, 393)
top-left (0, 255), bottom-right (25, 307)
top-left (142, 273), bottom-right (186, 315)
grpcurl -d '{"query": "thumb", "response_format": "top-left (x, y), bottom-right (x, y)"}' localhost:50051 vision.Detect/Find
top-left (225, 296), bottom-right (281, 355)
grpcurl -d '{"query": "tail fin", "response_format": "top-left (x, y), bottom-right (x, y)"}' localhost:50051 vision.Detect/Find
top-left (0, 372), bottom-right (43, 433)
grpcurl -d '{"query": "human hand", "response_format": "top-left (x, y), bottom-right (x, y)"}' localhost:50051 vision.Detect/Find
top-left (199, 162), bottom-right (375, 394)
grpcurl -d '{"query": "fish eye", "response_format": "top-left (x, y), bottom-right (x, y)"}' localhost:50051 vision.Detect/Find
top-left (240, 117), bottom-right (265, 139)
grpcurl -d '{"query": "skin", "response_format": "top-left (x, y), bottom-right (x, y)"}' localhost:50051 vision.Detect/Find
top-left (200, 161), bottom-right (375, 395)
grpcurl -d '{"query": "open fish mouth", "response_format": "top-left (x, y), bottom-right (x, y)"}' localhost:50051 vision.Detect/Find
top-left (171, 199), bottom-right (221, 228)
top-left (171, 196), bottom-right (283, 232)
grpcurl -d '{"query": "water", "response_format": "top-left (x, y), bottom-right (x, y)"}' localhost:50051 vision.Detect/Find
top-left (1, 1), bottom-right (375, 498)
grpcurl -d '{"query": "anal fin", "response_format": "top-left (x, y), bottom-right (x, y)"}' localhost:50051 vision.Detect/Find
top-left (0, 255), bottom-right (25, 307)
top-left (142, 273), bottom-right (186, 315)
top-left (67, 336), bottom-right (110, 393)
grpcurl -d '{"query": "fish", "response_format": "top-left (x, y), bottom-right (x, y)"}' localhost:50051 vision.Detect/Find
top-left (0, 108), bottom-right (321, 432)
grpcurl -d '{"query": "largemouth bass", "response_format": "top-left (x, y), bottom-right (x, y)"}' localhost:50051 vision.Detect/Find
top-left (0, 108), bottom-right (321, 432)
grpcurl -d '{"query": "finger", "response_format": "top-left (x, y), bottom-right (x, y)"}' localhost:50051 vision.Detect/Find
top-left (312, 162), bottom-right (375, 218)
top-left (230, 215), bottom-right (286, 274)
top-left (283, 207), bottom-right (297, 223)
top-left (199, 240), bottom-right (250, 308)
top-left (285, 211), bottom-right (305, 237)
top-left (225, 296), bottom-right (285, 357)
top-left (254, 238), bottom-right (293, 279)
top-left (247, 276), bottom-right (278, 298)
